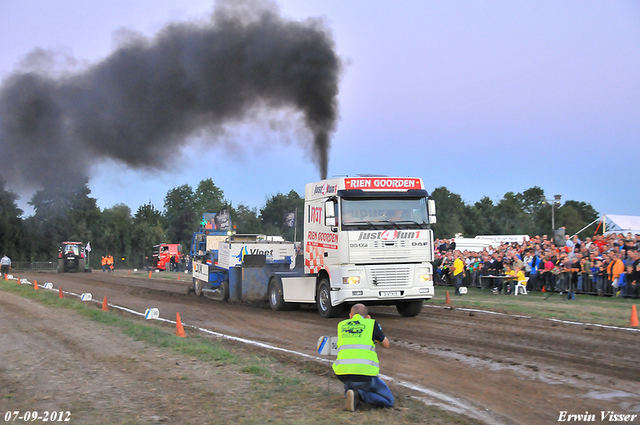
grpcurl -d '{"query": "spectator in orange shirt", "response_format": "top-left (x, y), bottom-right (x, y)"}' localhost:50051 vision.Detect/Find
top-left (607, 251), bottom-right (625, 296)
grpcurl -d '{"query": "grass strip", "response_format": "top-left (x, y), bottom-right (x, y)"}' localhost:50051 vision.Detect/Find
top-left (429, 286), bottom-right (639, 328)
top-left (0, 280), bottom-right (235, 363)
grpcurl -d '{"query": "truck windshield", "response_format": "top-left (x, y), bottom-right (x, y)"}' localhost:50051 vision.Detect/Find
top-left (340, 197), bottom-right (429, 230)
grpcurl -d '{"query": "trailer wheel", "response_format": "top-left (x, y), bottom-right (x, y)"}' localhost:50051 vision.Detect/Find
top-left (269, 277), bottom-right (286, 311)
top-left (218, 280), bottom-right (229, 302)
top-left (193, 279), bottom-right (203, 297)
top-left (317, 278), bottom-right (343, 318)
top-left (396, 300), bottom-right (424, 317)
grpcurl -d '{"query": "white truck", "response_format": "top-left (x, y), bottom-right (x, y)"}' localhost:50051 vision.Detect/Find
top-left (270, 175), bottom-right (437, 317)
top-left (191, 175), bottom-right (437, 318)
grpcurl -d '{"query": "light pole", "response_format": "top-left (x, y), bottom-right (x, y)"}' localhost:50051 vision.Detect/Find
top-left (543, 194), bottom-right (562, 232)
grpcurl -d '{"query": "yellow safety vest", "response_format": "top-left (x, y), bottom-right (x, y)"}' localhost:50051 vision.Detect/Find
top-left (332, 314), bottom-right (379, 377)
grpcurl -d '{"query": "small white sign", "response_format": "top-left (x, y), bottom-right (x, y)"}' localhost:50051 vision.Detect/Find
top-left (80, 293), bottom-right (93, 301)
top-left (7, 274), bottom-right (13, 279)
top-left (317, 335), bottom-right (339, 356)
top-left (20, 278), bottom-right (28, 284)
top-left (193, 262), bottom-right (209, 281)
top-left (144, 308), bottom-right (160, 320)
top-left (43, 282), bottom-right (53, 289)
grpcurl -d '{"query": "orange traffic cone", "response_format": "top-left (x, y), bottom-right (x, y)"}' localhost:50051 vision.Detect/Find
top-left (176, 312), bottom-right (186, 337)
top-left (128, 269), bottom-right (131, 275)
top-left (34, 280), bottom-right (39, 290)
top-left (178, 273), bottom-right (181, 281)
top-left (102, 296), bottom-right (108, 311)
top-left (445, 290), bottom-right (451, 305)
top-left (59, 287), bottom-right (64, 299)
top-left (148, 271), bottom-right (152, 278)
top-left (631, 305), bottom-right (639, 327)
top-left (541, 287), bottom-right (547, 293)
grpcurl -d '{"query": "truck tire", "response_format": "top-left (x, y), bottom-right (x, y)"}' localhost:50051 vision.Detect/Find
top-left (193, 279), bottom-right (203, 297)
top-left (269, 277), bottom-right (286, 311)
top-left (57, 259), bottom-right (64, 273)
top-left (218, 280), bottom-right (229, 302)
top-left (316, 278), bottom-right (343, 318)
top-left (396, 300), bottom-right (424, 317)
top-left (78, 259), bottom-right (86, 273)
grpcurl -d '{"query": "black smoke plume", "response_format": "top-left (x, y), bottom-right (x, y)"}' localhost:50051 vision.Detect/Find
top-left (0, 0), bottom-right (340, 191)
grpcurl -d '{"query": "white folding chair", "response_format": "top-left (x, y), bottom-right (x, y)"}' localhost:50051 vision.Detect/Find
top-left (514, 278), bottom-right (529, 296)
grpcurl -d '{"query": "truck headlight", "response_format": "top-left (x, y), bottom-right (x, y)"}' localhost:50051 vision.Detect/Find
top-left (343, 276), bottom-right (360, 285)
top-left (420, 273), bottom-right (432, 282)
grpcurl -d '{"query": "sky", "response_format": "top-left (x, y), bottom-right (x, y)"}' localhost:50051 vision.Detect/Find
top-left (1, 0), bottom-right (639, 219)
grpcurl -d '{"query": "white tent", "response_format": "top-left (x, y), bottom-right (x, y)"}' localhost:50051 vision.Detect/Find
top-left (601, 214), bottom-right (640, 236)
top-left (451, 238), bottom-right (495, 252)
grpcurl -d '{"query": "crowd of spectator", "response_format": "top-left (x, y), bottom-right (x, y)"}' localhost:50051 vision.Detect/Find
top-left (434, 232), bottom-right (640, 298)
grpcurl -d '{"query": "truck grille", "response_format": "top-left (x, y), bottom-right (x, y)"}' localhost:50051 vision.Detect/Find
top-left (370, 250), bottom-right (411, 261)
top-left (367, 266), bottom-right (411, 287)
top-left (371, 240), bottom-right (411, 248)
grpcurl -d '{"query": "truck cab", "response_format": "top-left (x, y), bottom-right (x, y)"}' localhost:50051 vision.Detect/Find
top-left (152, 243), bottom-right (182, 271)
top-left (276, 176), bottom-right (437, 317)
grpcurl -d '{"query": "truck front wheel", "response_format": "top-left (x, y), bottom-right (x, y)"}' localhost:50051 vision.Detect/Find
top-left (218, 280), bottom-right (229, 302)
top-left (396, 300), bottom-right (424, 317)
top-left (193, 279), bottom-right (203, 296)
top-left (316, 279), bottom-right (343, 318)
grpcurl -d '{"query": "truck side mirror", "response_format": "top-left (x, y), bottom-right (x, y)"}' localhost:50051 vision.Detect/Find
top-left (427, 199), bottom-right (437, 224)
top-left (324, 200), bottom-right (337, 227)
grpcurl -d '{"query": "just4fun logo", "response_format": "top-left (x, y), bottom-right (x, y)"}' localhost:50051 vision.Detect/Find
top-left (357, 230), bottom-right (422, 241)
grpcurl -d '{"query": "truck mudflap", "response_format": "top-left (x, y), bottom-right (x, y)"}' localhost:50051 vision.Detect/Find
top-left (280, 275), bottom-right (316, 303)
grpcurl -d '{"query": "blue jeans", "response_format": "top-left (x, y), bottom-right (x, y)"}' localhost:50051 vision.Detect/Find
top-left (343, 376), bottom-right (394, 408)
top-left (454, 273), bottom-right (463, 295)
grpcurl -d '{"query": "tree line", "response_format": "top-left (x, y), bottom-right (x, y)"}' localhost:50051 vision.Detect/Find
top-left (0, 177), bottom-right (303, 269)
top-left (0, 178), bottom-right (599, 269)
top-left (430, 186), bottom-right (599, 240)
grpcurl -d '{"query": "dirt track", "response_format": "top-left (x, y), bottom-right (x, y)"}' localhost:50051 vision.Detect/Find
top-left (6, 271), bottom-right (640, 424)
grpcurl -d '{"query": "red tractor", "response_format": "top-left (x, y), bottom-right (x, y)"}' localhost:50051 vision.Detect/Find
top-left (58, 242), bottom-right (89, 273)
top-left (152, 243), bottom-right (182, 271)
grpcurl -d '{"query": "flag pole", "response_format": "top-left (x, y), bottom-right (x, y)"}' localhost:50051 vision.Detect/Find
top-left (86, 241), bottom-right (91, 271)
top-left (294, 207), bottom-right (297, 243)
